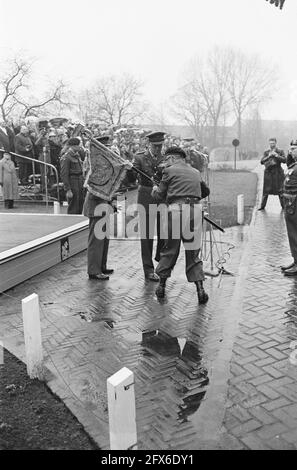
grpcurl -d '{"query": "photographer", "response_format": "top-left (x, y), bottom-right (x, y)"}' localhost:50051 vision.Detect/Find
top-left (258, 137), bottom-right (286, 210)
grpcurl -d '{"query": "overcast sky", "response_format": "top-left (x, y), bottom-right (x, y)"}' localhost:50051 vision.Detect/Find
top-left (1, 0), bottom-right (297, 121)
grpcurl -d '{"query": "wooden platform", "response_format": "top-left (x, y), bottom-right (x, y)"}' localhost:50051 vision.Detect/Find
top-left (0, 213), bottom-right (89, 292)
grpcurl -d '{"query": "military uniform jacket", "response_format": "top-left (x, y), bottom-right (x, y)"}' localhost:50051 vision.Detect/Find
top-left (152, 161), bottom-right (208, 204)
top-left (261, 147), bottom-right (286, 195)
top-left (60, 147), bottom-right (83, 191)
top-left (132, 150), bottom-right (165, 187)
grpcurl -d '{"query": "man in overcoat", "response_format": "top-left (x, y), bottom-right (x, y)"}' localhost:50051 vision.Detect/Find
top-left (14, 126), bottom-right (34, 184)
top-left (259, 138), bottom-right (286, 210)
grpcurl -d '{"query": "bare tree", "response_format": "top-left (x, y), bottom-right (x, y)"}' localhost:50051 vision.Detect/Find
top-left (171, 80), bottom-right (209, 140)
top-left (195, 47), bottom-right (233, 146)
top-left (15, 80), bottom-right (71, 118)
top-left (228, 49), bottom-right (278, 141)
top-left (0, 55), bottom-right (71, 123)
top-left (0, 57), bottom-right (31, 122)
top-left (78, 74), bottom-right (147, 126)
top-left (172, 47), bottom-right (232, 147)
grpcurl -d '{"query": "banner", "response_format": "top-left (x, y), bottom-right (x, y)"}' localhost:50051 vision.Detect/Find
top-left (84, 139), bottom-right (128, 200)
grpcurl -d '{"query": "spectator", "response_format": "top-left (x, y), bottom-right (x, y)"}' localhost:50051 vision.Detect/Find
top-left (0, 151), bottom-right (19, 208)
top-left (35, 127), bottom-right (51, 190)
top-left (60, 137), bottom-right (84, 214)
top-left (14, 126), bottom-right (34, 185)
top-left (0, 121), bottom-right (15, 154)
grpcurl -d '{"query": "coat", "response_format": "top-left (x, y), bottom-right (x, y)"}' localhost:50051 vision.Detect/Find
top-left (283, 162), bottom-right (297, 262)
top-left (0, 127), bottom-right (15, 153)
top-left (0, 156), bottom-right (19, 200)
top-left (261, 147), bottom-right (286, 195)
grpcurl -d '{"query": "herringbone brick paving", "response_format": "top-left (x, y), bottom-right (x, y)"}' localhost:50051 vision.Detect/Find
top-left (222, 197), bottom-right (297, 450)
top-left (1, 193), bottom-right (297, 449)
top-left (0, 224), bottom-right (242, 449)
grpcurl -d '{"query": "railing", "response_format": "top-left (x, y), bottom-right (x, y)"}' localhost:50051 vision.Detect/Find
top-left (10, 151), bottom-right (60, 207)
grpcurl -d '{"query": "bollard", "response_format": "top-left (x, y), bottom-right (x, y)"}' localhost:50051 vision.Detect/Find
top-left (237, 194), bottom-right (244, 225)
top-left (107, 367), bottom-right (137, 450)
top-left (22, 293), bottom-right (44, 379)
top-left (54, 201), bottom-right (60, 214)
top-left (116, 197), bottom-right (126, 238)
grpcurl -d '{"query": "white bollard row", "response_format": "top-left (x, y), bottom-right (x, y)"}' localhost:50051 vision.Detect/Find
top-left (19, 293), bottom-right (137, 449)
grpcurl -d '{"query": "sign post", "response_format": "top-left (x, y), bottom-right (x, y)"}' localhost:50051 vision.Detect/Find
top-left (232, 139), bottom-right (240, 170)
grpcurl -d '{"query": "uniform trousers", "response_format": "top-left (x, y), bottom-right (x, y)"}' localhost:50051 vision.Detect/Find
top-left (156, 203), bottom-right (204, 282)
top-left (67, 175), bottom-right (84, 214)
top-left (87, 217), bottom-right (110, 275)
top-left (137, 186), bottom-right (164, 275)
top-left (284, 209), bottom-right (297, 263)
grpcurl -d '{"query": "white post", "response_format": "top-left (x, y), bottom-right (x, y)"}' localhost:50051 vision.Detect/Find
top-left (54, 201), bottom-right (60, 214)
top-left (116, 197), bottom-right (126, 238)
top-left (107, 367), bottom-right (137, 450)
top-left (237, 194), bottom-right (244, 225)
top-left (22, 293), bottom-right (44, 379)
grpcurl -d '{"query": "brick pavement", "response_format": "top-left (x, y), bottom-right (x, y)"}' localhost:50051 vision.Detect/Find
top-left (1, 181), bottom-right (297, 449)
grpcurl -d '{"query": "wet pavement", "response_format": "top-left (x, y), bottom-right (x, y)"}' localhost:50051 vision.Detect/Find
top-left (1, 189), bottom-right (297, 449)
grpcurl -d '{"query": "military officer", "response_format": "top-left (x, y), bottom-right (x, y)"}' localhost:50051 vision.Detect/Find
top-left (281, 141), bottom-right (297, 276)
top-left (151, 146), bottom-right (210, 304)
top-left (130, 131), bottom-right (166, 281)
top-left (258, 138), bottom-right (286, 210)
top-left (60, 137), bottom-right (85, 214)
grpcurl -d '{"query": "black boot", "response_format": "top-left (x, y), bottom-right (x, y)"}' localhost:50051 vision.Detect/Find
top-left (156, 277), bottom-right (167, 298)
top-left (195, 280), bottom-right (209, 304)
top-left (8, 200), bottom-right (14, 209)
top-left (4, 199), bottom-right (9, 208)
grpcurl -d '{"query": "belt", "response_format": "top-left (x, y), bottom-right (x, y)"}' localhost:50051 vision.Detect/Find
top-left (69, 173), bottom-right (83, 177)
top-left (170, 197), bottom-right (201, 204)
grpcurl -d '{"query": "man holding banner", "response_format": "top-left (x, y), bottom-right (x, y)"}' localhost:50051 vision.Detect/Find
top-left (83, 136), bottom-right (132, 280)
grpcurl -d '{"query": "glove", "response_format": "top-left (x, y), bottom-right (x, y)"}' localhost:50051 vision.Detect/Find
top-left (66, 189), bottom-right (73, 200)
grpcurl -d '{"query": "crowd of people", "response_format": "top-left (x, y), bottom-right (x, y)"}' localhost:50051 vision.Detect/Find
top-left (0, 117), bottom-right (209, 209)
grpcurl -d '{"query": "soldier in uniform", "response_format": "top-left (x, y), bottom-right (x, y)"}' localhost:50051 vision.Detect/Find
top-left (281, 141), bottom-right (297, 276)
top-left (258, 138), bottom-right (286, 210)
top-left (82, 134), bottom-right (131, 280)
top-left (129, 131), bottom-right (166, 281)
top-left (151, 146), bottom-right (210, 304)
top-left (60, 137), bottom-right (85, 214)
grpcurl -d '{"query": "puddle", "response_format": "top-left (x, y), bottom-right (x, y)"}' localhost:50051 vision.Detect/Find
top-left (140, 329), bottom-right (209, 425)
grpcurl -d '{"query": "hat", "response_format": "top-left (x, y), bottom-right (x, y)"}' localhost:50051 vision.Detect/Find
top-left (164, 146), bottom-right (187, 159)
top-left (146, 131), bottom-right (166, 144)
top-left (96, 135), bottom-right (110, 145)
